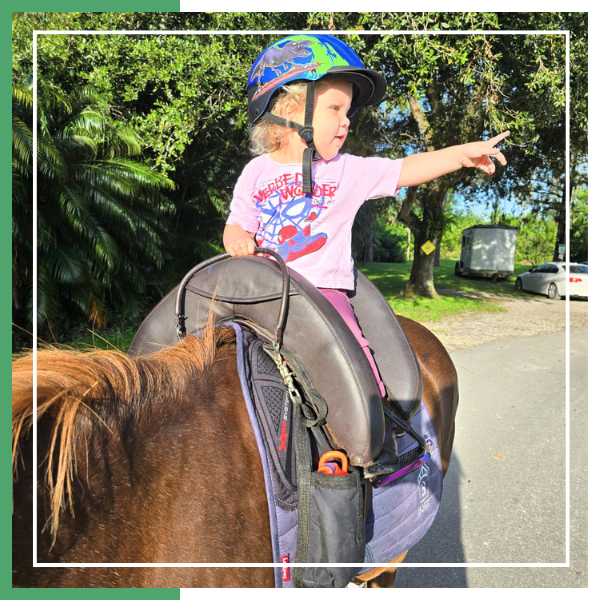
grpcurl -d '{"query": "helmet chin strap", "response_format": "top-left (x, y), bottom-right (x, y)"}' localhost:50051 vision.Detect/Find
top-left (261, 81), bottom-right (318, 195)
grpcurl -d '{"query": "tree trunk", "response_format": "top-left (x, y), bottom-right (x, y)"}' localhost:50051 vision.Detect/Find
top-left (354, 202), bottom-right (375, 266)
top-left (405, 227), bottom-right (438, 297)
top-left (399, 184), bottom-right (449, 297)
top-left (552, 186), bottom-right (567, 261)
top-left (433, 191), bottom-right (449, 267)
top-left (397, 214), bottom-right (438, 297)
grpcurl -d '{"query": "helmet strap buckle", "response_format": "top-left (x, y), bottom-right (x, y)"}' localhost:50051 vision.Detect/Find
top-left (298, 126), bottom-right (314, 144)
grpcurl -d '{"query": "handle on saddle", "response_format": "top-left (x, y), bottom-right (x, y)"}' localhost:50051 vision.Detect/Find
top-left (175, 248), bottom-right (290, 348)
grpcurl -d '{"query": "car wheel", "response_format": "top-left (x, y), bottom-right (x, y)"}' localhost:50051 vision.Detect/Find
top-left (515, 278), bottom-right (523, 292)
top-left (547, 282), bottom-right (560, 300)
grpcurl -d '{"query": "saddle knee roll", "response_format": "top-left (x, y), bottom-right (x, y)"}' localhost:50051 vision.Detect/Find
top-left (349, 270), bottom-right (423, 419)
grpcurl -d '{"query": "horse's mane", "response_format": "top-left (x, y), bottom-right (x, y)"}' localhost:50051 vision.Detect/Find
top-left (12, 325), bottom-right (237, 541)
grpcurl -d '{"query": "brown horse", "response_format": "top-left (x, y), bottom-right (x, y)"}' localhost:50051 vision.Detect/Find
top-left (12, 317), bottom-right (458, 588)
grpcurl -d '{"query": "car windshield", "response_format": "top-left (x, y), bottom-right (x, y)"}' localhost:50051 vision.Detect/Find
top-left (570, 265), bottom-right (588, 274)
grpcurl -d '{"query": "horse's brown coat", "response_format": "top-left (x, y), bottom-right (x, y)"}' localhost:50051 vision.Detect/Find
top-left (12, 318), bottom-right (458, 588)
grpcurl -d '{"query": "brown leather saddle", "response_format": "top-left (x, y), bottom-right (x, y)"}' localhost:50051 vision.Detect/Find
top-left (128, 250), bottom-right (423, 467)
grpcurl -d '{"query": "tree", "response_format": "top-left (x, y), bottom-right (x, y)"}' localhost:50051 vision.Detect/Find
top-left (12, 14), bottom-right (277, 330)
top-left (12, 11), bottom-right (586, 326)
top-left (12, 81), bottom-right (175, 332)
top-left (494, 13), bottom-right (588, 261)
top-left (569, 187), bottom-right (587, 263)
top-left (513, 215), bottom-right (558, 266)
top-left (16, 14), bottom-right (312, 290)
top-left (307, 12), bottom-right (585, 297)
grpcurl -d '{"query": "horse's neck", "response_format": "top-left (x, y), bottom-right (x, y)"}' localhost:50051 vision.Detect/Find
top-left (35, 350), bottom-right (272, 582)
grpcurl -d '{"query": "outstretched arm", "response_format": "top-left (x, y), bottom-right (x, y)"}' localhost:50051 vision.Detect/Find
top-left (397, 131), bottom-right (510, 189)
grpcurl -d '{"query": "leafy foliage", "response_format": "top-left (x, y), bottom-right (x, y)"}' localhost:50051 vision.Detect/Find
top-left (12, 80), bottom-right (174, 333)
top-left (11, 12), bottom-right (587, 347)
top-left (372, 221), bottom-right (407, 263)
top-left (569, 187), bottom-right (588, 263)
top-left (514, 216), bottom-right (558, 266)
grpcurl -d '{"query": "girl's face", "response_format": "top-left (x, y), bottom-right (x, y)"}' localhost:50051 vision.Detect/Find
top-left (311, 81), bottom-right (353, 160)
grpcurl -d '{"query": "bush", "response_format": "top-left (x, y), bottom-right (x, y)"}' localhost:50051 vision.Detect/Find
top-left (372, 221), bottom-right (407, 263)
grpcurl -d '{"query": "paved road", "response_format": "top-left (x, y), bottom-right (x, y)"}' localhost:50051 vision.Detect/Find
top-left (393, 328), bottom-right (588, 588)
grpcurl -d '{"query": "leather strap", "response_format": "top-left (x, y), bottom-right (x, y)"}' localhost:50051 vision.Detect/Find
top-left (260, 81), bottom-right (317, 195)
top-left (175, 248), bottom-right (290, 347)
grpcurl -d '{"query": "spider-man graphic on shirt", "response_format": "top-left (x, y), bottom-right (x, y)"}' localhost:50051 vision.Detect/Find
top-left (253, 174), bottom-right (334, 263)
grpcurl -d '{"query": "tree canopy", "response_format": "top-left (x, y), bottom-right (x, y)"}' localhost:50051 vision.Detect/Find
top-left (12, 12), bottom-right (587, 341)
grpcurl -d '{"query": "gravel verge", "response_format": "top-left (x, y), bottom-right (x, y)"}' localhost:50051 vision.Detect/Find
top-left (417, 290), bottom-right (588, 353)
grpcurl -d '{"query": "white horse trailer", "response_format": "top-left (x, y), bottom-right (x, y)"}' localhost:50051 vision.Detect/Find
top-left (455, 225), bottom-right (517, 281)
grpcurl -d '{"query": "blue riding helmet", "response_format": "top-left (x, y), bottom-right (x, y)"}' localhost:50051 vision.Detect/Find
top-left (247, 34), bottom-right (386, 194)
top-left (247, 33), bottom-right (386, 125)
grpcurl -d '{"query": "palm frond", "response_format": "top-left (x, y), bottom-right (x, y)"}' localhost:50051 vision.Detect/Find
top-left (36, 266), bottom-right (62, 328)
top-left (12, 116), bottom-right (33, 169)
top-left (12, 84), bottom-right (33, 110)
top-left (76, 159), bottom-right (176, 191)
top-left (40, 87), bottom-right (72, 116)
top-left (65, 109), bottom-right (106, 135)
top-left (12, 171), bottom-right (29, 205)
top-left (37, 139), bottom-right (68, 179)
top-left (111, 128), bottom-right (143, 157)
top-left (58, 134), bottom-right (99, 159)
top-left (44, 247), bottom-right (87, 286)
top-left (14, 82), bottom-right (178, 330)
top-left (54, 188), bottom-right (119, 268)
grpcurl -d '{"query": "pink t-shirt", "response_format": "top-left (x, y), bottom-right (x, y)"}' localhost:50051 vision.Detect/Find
top-left (226, 153), bottom-right (403, 289)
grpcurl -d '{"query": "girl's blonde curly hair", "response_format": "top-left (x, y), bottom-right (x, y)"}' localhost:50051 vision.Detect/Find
top-left (249, 80), bottom-right (329, 156)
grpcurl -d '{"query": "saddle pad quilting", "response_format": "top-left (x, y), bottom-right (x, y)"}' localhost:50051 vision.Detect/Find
top-left (361, 400), bottom-right (442, 571)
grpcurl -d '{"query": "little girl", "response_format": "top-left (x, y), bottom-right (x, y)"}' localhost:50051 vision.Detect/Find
top-left (224, 33), bottom-right (509, 397)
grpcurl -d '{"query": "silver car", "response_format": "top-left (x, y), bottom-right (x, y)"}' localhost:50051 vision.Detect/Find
top-left (515, 262), bottom-right (588, 299)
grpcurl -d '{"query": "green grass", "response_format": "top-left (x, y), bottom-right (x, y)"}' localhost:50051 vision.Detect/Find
top-left (24, 259), bottom-right (531, 353)
top-left (358, 258), bottom-right (532, 322)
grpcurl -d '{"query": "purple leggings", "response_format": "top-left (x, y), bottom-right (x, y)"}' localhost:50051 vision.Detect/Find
top-left (318, 288), bottom-right (386, 398)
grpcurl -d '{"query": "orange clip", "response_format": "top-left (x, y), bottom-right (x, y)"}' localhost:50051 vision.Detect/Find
top-left (317, 451), bottom-right (349, 475)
